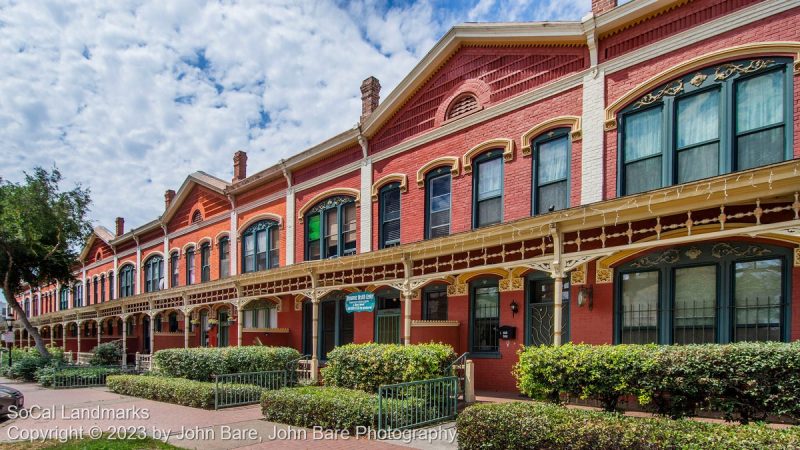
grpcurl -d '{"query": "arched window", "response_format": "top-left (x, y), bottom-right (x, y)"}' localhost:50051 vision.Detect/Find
top-left (59, 287), bottom-right (69, 310)
top-left (447, 94), bottom-right (478, 120)
top-left (531, 128), bottom-right (571, 215)
top-left (219, 237), bottom-right (230, 278)
top-left (618, 57), bottom-right (793, 196)
top-left (100, 274), bottom-right (106, 301)
top-left (425, 167), bottom-right (451, 239)
top-left (73, 283), bottom-right (82, 308)
top-left (85, 280), bottom-right (91, 305)
top-left (185, 246), bottom-right (195, 285)
top-left (191, 210), bottom-right (203, 224)
top-left (170, 252), bottom-right (179, 287)
top-left (379, 183), bottom-right (401, 249)
top-left (144, 255), bottom-right (164, 292)
top-left (305, 196), bottom-right (356, 260)
top-left (242, 220), bottom-right (279, 272)
top-left (24, 298), bottom-right (30, 317)
top-left (472, 150), bottom-right (504, 228)
top-left (200, 243), bottom-right (211, 282)
top-left (109, 272), bottom-right (114, 299)
top-left (118, 265), bottom-right (135, 298)
top-left (93, 277), bottom-right (99, 303)
top-left (242, 299), bottom-right (275, 329)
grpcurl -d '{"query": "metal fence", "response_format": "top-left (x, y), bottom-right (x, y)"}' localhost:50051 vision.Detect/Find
top-left (50, 366), bottom-right (128, 389)
top-left (377, 376), bottom-right (458, 431)
top-left (213, 370), bottom-right (288, 409)
top-left (446, 353), bottom-right (468, 404)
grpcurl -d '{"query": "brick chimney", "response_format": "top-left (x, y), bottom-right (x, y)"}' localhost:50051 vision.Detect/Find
top-left (164, 189), bottom-right (176, 210)
top-left (591, 0), bottom-right (617, 15)
top-left (360, 76), bottom-right (381, 122)
top-left (232, 151), bottom-right (248, 182)
top-left (115, 217), bottom-right (125, 236)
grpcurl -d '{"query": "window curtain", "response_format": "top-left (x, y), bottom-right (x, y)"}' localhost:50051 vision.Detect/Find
top-left (477, 157), bottom-right (502, 199)
top-left (624, 107), bottom-right (662, 161)
top-left (736, 70), bottom-right (785, 169)
top-left (676, 89), bottom-right (720, 183)
top-left (537, 137), bottom-right (568, 184)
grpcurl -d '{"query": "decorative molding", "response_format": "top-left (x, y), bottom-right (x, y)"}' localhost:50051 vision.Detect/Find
top-left (595, 259), bottom-right (613, 284)
top-left (714, 59), bottom-right (775, 81)
top-left (499, 276), bottom-right (524, 292)
top-left (297, 188), bottom-right (360, 222)
top-left (522, 116), bottom-right (583, 158)
top-left (416, 157), bottom-right (460, 188)
top-left (711, 243), bottom-right (772, 259)
top-left (631, 79), bottom-right (683, 109)
top-left (447, 283), bottom-right (467, 296)
top-left (570, 264), bottom-right (586, 286)
top-left (604, 42), bottom-right (800, 130)
top-left (462, 139), bottom-right (515, 174)
top-left (411, 320), bottom-right (460, 327)
top-left (371, 173), bottom-right (408, 202)
top-left (794, 248), bottom-right (800, 267)
top-left (237, 214), bottom-right (283, 234)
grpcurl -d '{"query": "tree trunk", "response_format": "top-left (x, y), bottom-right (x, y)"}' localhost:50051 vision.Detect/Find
top-left (2, 288), bottom-right (50, 359)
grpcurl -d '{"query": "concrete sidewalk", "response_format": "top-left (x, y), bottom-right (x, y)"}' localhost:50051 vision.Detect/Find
top-left (0, 378), bottom-right (457, 449)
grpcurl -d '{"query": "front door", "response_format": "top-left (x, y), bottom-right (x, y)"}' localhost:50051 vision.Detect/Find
top-left (527, 278), bottom-right (570, 346)
top-left (375, 295), bottom-right (401, 344)
top-left (218, 309), bottom-right (230, 347)
top-left (142, 316), bottom-right (150, 353)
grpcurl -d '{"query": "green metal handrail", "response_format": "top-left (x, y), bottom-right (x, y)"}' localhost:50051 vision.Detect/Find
top-left (213, 370), bottom-right (287, 409)
top-left (377, 376), bottom-right (458, 431)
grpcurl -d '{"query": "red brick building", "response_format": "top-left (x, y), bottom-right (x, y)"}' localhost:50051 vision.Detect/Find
top-left (14, 0), bottom-right (800, 392)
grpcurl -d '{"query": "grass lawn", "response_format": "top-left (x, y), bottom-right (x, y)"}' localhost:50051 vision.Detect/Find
top-left (0, 436), bottom-right (181, 449)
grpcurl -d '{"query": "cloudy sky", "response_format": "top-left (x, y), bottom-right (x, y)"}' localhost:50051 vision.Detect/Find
top-left (1, 0), bottom-right (590, 230)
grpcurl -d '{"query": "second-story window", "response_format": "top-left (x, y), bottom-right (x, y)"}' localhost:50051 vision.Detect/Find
top-left (85, 280), bottom-right (91, 305)
top-left (100, 274), bottom-right (106, 302)
top-left (144, 255), bottom-right (164, 292)
top-left (242, 220), bottom-right (279, 272)
top-left (532, 129), bottom-right (570, 214)
top-left (119, 265), bottom-right (135, 298)
top-left (619, 57), bottom-right (792, 196)
top-left (73, 283), bottom-right (82, 308)
top-left (93, 278), bottom-right (99, 303)
top-left (305, 196), bottom-right (356, 260)
top-left (473, 150), bottom-right (503, 228)
top-left (379, 183), bottom-right (401, 248)
top-left (186, 246), bottom-right (195, 285)
top-left (200, 243), bottom-right (211, 282)
top-left (109, 273), bottom-right (114, 299)
top-left (170, 252), bottom-right (179, 287)
top-left (425, 167), bottom-right (451, 239)
top-left (219, 237), bottom-right (230, 278)
top-left (59, 287), bottom-right (69, 310)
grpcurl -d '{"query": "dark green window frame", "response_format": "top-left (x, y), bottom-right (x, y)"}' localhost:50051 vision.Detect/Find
top-left (59, 287), bottom-right (69, 310)
top-left (185, 246), bottom-right (195, 285)
top-left (531, 128), bottom-right (571, 215)
top-left (85, 280), bottom-right (91, 305)
top-left (144, 255), bottom-right (164, 292)
top-left (73, 283), bottom-right (82, 308)
top-left (200, 243), bottom-right (211, 282)
top-left (100, 274), bottom-right (105, 302)
top-left (119, 265), bottom-right (135, 298)
top-left (472, 150), bottom-right (504, 228)
top-left (614, 242), bottom-right (791, 345)
top-left (379, 183), bottom-right (401, 249)
top-left (219, 237), bottom-right (230, 278)
top-left (469, 277), bottom-right (500, 356)
top-left (93, 277), bottom-right (99, 303)
top-left (618, 58), bottom-right (793, 196)
top-left (424, 167), bottom-right (452, 239)
top-left (242, 220), bottom-right (279, 272)
top-left (109, 273), bottom-right (114, 299)
top-left (422, 283), bottom-right (448, 321)
top-left (305, 196), bottom-right (356, 260)
top-left (170, 252), bottom-right (179, 287)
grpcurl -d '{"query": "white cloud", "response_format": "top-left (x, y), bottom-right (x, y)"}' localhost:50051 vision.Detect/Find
top-left (0, 0), bottom-right (589, 230)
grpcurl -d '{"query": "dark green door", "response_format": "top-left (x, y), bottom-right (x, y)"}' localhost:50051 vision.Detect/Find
top-left (375, 296), bottom-right (401, 344)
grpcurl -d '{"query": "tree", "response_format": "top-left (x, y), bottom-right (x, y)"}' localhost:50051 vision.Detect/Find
top-left (0, 168), bottom-right (91, 357)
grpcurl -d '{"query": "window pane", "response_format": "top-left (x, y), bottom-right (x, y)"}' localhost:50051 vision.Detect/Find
top-left (308, 215), bottom-right (320, 241)
top-left (269, 227), bottom-right (279, 268)
top-left (424, 288), bottom-right (448, 321)
top-left (625, 156), bottom-right (662, 195)
top-left (342, 203), bottom-right (357, 254)
top-left (537, 181), bottom-right (568, 214)
top-left (477, 157), bottom-right (502, 200)
top-left (677, 89), bottom-right (719, 148)
top-left (677, 143), bottom-right (719, 183)
top-left (472, 285), bottom-right (499, 352)
top-left (382, 188), bottom-right (400, 221)
top-left (620, 271), bottom-right (659, 344)
top-left (674, 265), bottom-right (716, 344)
top-left (430, 174), bottom-right (450, 199)
top-left (477, 197), bottom-right (502, 227)
top-left (256, 230), bottom-right (267, 271)
top-left (736, 70), bottom-right (784, 133)
top-left (734, 259), bottom-right (783, 342)
top-left (428, 173), bottom-right (451, 238)
top-left (624, 107), bottom-right (662, 161)
top-left (324, 209), bottom-right (338, 257)
top-left (538, 136), bottom-right (568, 184)
top-left (737, 126), bottom-right (784, 170)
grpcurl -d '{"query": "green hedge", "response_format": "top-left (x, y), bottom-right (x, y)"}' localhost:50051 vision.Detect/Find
top-left (457, 402), bottom-right (800, 450)
top-left (321, 343), bottom-right (456, 393)
top-left (90, 342), bottom-right (122, 366)
top-left (152, 346), bottom-right (300, 381)
top-left (514, 342), bottom-right (800, 422)
top-left (107, 374), bottom-right (263, 409)
top-left (261, 386), bottom-right (424, 431)
top-left (2, 346), bottom-right (68, 381)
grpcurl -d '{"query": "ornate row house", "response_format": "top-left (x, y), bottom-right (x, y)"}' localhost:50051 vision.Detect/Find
top-left (14, 0), bottom-right (800, 392)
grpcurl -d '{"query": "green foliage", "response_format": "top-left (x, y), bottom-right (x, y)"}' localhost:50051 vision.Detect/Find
top-left (261, 386), bottom-right (424, 431)
top-left (514, 342), bottom-right (800, 422)
top-left (456, 402), bottom-right (800, 450)
top-left (321, 343), bottom-right (457, 393)
top-left (152, 346), bottom-right (300, 381)
top-left (106, 374), bottom-right (262, 409)
top-left (89, 342), bottom-right (122, 366)
top-left (2, 346), bottom-right (68, 381)
top-left (36, 366), bottom-right (121, 387)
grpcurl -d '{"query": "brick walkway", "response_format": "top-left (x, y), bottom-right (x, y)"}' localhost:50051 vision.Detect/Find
top-left (0, 378), bottom-right (456, 449)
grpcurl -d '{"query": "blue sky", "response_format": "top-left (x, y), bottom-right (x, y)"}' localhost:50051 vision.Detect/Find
top-left (0, 0), bottom-right (590, 230)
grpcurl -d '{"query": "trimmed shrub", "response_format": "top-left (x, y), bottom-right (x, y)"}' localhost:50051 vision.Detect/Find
top-left (321, 343), bottom-right (457, 393)
top-left (90, 342), bottom-right (122, 366)
top-left (261, 386), bottom-right (425, 431)
top-left (514, 342), bottom-right (800, 422)
top-left (153, 346), bottom-right (300, 381)
top-left (107, 374), bottom-right (262, 409)
top-left (457, 402), bottom-right (800, 450)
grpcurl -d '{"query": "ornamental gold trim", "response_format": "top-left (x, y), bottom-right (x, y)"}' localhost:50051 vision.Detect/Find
top-left (521, 116), bottom-right (582, 156)
top-left (371, 173), bottom-right (408, 202)
top-left (297, 188), bottom-right (360, 222)
top-left (416, 157), bottom-right (461, 188)
top-left (462, 138), bottom-right (515, 174)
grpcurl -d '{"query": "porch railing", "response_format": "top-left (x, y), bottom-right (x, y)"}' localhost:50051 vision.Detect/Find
top-left (446, 353), bottom-right (468, 404)
top-left (134, 352), bottom-right (153, 372)
top-left (377, 376), bottom-right (459, 431)
top-left (213, 370), bottom-right (287, 409)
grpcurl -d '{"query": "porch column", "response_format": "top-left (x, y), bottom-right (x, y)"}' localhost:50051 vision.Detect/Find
top-left (403, 289), bottom-right (413, 345)
top-left (49, 327), bottom-right (54, 346)
top-left (62, 323), bottom-right (66, 349)
top-left (553, 276), bottom-right (563, 347)
top-left (237, 304), bottom-right (243, 347)
top-left (97, 321), bottom-right (102, 346)
top-left (184, 313), bottom-right (189, 349)
top-left (149, 313), bottom-right (155, 354)
top-left (27, 329), bottom-right (32, 347)
top-left (121, 316), bottom-right (127, 368)
top-left (311, 297), bottom-right (320, 383)
top-left (76, 322), bottom-right (81, 353)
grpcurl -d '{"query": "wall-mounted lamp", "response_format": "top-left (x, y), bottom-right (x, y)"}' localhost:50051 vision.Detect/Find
top-left (577, 286), bottom-right (593, 310)
top-left (509, 300), bottom-right (519, 317)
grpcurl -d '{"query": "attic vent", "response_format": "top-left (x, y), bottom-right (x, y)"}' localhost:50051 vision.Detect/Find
top-left (191, 210), bottom-right (203, 224)
top-left (447, 95), bottom-right (478, 120)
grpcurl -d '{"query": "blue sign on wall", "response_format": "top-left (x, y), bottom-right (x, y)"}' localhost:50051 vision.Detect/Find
top-left (345, 292), bottom-right (376, 313)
